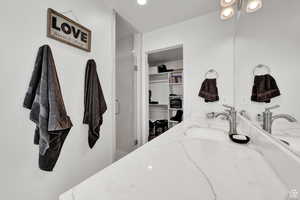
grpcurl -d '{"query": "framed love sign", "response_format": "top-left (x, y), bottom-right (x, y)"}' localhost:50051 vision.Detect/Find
top-left (47, 8), bottom-right (92, 52)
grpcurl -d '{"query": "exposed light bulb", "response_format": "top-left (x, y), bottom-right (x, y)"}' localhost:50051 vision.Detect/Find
top-left (137, 0), bottom-right (147, 6)
top-left (220, 6), bottom-right (235, 20)
top-left (220, 0), bottom-right (236, 7)
top-left (246, 0), bottom-right (262, 13)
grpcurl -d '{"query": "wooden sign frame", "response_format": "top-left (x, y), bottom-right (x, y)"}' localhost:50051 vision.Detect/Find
top-left (47, 8), bottom-right (92, 52)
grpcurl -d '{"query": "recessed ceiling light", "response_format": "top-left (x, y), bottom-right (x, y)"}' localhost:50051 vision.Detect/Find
top-left (220, 6), bottom-right (235, 20)
top-left (220, 0), bottom-right (236, 7)
top-left (137, 0), bottom-right (147, 6)
top-left (246, 0), bottom-right (262, 13)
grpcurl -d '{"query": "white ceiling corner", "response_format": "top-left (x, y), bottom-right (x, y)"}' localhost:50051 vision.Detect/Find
top-left (104, 0), bottom-right (219, 32)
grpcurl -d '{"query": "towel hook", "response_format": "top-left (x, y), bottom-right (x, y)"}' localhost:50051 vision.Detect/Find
top-left (205, 69), bottom-right (219, 79)
top-left (253, 64), bottom-right (271, 76)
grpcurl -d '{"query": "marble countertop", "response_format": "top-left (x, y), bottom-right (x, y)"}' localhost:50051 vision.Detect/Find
top-left (60, 118), bottom-right (288, 200)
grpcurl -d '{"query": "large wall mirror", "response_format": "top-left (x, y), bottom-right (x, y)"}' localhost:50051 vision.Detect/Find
top-left (235, 0), bottom-right (300, 156)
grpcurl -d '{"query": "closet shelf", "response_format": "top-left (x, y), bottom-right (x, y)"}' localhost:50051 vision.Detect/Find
top-left (149, 69), bottom-right (183, 76)
top-left (169, 108), bottom-right (183, 111)
top-left (149, 104), bottom-right (168, 107)
top-left (149, 80), bottom-right (169, 84)
top-left (169, 95), bottom-right (183, 98)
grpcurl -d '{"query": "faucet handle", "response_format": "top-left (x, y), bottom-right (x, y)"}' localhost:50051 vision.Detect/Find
top-left (223, 104), bottom-right (235, 111)
top-left (265, 105), bottom-right (280, 112)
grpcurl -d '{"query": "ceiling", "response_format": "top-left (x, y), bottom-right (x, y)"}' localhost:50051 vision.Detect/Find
top-left (104, 0), bottom-right (219, 32)
top-left (148, 47), bottom-right (183, 66)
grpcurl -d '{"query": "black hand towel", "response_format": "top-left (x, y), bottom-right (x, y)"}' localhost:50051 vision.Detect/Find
top-left (198, 79), bottom-right (219, 102)
top-left (83, 59), bottom-right (107, 148)
top-left (251, 74), bottom-right (281, 103)
top-left (23, 45), bottom-right (73, 171)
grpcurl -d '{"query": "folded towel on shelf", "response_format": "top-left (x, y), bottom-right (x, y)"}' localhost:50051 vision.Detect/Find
top-left (251, 74), bottom-right (281, 103)
top-left (83, 59), bottom-right (107, 148)
top-left (198, 79), bottom-right (219, 102)
top-left (23, 45), bottom-right (73, 171)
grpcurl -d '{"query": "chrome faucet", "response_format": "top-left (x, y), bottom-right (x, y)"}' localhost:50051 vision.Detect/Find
top-left (262, 105), bottom-right (297, 134)
top-left (215, 105), bottom-right (238, 135)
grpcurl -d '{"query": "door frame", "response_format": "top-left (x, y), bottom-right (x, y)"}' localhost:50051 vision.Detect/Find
top-left (134, 33), bottom-right (144, 148)
top-left (111, 10), bottom-right (117, 162)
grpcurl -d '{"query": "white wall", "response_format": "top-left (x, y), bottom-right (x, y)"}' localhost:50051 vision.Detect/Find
top-left (0, 0), bottom-right (115, 200)
top-left (142, 12), bottom-right (235, 142)
top-left (235, 0), bottom-right (300, 120)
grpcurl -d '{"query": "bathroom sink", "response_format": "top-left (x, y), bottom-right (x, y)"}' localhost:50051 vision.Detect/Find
top-left (271, 121), bottom-right (300, 136)
top-left (274, 135), bottom-right (300, 155)
top-left (183, 127), bottom-right (228, 141)
top-left (264, 121), bottom-right (300, 155)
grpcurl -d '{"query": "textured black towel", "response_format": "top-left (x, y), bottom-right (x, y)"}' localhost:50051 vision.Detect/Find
top-left (83, 59), bottom-right (107, 148)
top-left (23, 45), bottom-right (73, 171)
top-left (251, 74), bottom-right (281, 103)
top-left (198, 79), bottom-right (219, 102)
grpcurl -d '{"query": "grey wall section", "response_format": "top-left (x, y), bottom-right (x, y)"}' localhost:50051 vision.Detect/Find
top-left (0, 0), bottom-right (115, 199)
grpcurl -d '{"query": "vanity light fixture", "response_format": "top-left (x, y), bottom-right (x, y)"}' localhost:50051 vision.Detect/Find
top-left (220, 0), bottom-right (236, 7)
top-left (137, 0), bottom-right (147, 6)
top-left (220, 0), bottom-right (263, 20)
top-left (220, 6), bottom-right (235, 20)
top-left (246, 0), bottom-right (262, 13)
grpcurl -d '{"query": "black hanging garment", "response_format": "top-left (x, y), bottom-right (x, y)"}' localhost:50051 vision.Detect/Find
top-left (83, 59), bottom-right (107, 148)
top-left (198, 79), bottom-right (219, 102)
top-left (170, 110), bottom-right (183, 122)
top-left (251, 74), bottom-right (281, 103)
top-left (23, 45), bottom-right (73, 171)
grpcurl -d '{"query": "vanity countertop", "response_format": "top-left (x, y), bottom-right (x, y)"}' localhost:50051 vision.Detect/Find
top-left (60, 119), bottom-right (288, 200)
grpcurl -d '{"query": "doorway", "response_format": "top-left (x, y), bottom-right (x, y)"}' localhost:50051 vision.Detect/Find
top-left (144, 46), bottom-right (184, 143)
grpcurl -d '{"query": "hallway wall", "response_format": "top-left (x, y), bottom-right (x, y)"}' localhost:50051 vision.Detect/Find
top-left (0, 0), bottom-right (115, 200)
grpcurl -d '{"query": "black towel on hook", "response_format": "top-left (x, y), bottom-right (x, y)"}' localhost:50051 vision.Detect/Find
top-left (23, 45), bottom-right (73, 171)
top-left (83, 59), bottom-right (107, 148)
top-left (198, 79), bottom-right (219, 102)
top-left (251, 74), bottom-right (281, 103)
